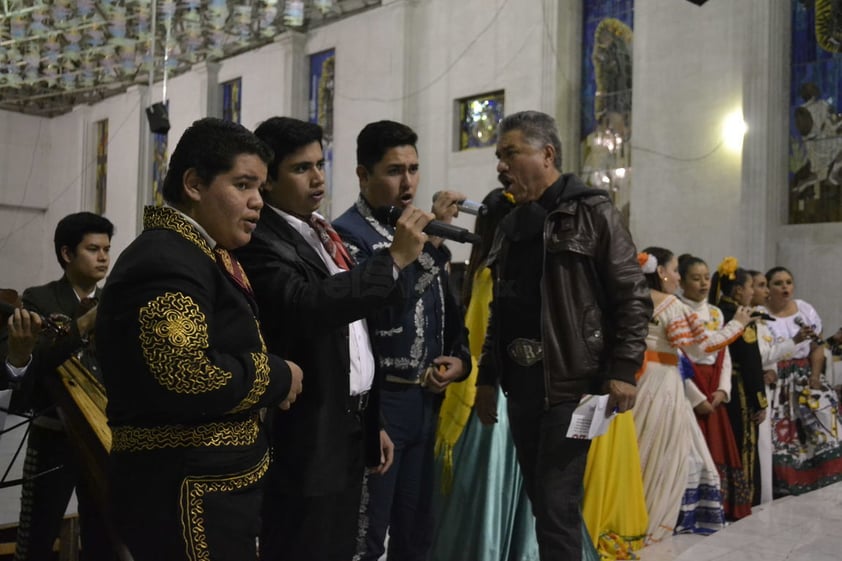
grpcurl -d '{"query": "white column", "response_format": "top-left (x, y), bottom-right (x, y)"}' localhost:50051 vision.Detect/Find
top-left (740, 1), bottom-right (789, 270)
top-left (127, 84), bottom-right (151, 235)
top-left (274, 31), bottom-right (308, 119)
top-left (192, 61), bottom-right (221, 118)
top-left (72, 104), bottom-right (94, 212)
top-left (556, 0), bottom-right (582, 174)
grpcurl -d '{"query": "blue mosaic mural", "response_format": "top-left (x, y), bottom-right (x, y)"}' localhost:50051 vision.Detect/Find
top-left (789, 0), bottom-right (842, 223)
top-left (222, 78), bottom-right (242, 124)
top-left (309, 48), bottom-right (335, 218)
top-left (580, 0), bottom-right (633, 218)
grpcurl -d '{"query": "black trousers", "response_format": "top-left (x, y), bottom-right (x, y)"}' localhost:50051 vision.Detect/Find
top-left (14, 423), bottom-right (114, 561)
top-left (507, 398), bottom-right (591, 561)
top-left (359, 387), bottom-right (439, 561)
top-left (110, 448), bottom-right (267, 561)
top-left (259, 411), bottom-right (366, 561)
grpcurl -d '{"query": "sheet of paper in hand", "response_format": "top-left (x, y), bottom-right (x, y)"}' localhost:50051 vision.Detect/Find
top-left (565, 394), bottom-right (616, 440)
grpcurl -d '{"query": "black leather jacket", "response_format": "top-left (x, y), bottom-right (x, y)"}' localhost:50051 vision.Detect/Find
top-left (479, 174), bottom-right (652, 405)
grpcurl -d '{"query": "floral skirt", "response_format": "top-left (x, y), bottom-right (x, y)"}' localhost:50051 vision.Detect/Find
top-left (770, 358), bottom-right (842, 496)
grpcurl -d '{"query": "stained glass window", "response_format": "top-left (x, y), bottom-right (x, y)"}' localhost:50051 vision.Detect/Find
top-left (152, 131), bottom-right (168, 207)
top-left (789, 2), bottom-right (842, 224)
top-left (222, 78), bottom-right (242, 123)
top-left (95, 119), bottom-right (108, 215)
top-left (581, 0), bottom-right (634, 222)
top-left (309, 49), bottom-right (335, 217)
top-left (457, 92), bottom-right (505, 151)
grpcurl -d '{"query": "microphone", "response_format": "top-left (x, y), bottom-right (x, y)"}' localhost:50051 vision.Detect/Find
top-left (374, 206), bottom-right (482, 244)
top-left (432, 191), bottom-right (487, 216)
top-left (750, 311), bottom-right (775, 322)
top-left (794, 316), bottom-right (825, 346)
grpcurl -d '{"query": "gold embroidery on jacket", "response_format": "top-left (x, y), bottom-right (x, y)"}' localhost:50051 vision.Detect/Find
top-left (143, 206), bottom-right (215, 260)
top-left (110, 416), bottom-right (260, 451)
top-left (227, 353), bottom-right (270, 414)
top-left (139, 292), bottom-right (233, 393)
top-left (742, 324), bottom-right (758, 344)
top-left (179, 451), bottom-right (270, 560)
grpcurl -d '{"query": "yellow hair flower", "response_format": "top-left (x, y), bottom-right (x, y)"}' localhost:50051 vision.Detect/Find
top-left (717, 256), bottom-right (738, 280)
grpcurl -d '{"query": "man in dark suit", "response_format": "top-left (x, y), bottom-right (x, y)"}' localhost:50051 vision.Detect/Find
top-left (96, 118), bottom-right (303, 561)
top-left (235, 116), bottom-right (432, 561)
top-left (1, 211), bottom-right (115, 561)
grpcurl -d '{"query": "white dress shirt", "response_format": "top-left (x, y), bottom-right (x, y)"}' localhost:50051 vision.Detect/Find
top-left (272, 206), bottom-right (375, 395)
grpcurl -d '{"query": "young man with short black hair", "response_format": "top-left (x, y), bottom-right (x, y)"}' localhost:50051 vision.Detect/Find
top-left (236, 116), bottom-right (431, 560)
top-left (96, 118), bottom-right (302, 561)
top-left (3, 211), bottom-right (115, 561)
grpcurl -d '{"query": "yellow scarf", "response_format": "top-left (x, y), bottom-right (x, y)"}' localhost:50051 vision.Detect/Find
top-left (434, 267), bottom-right (494, 493)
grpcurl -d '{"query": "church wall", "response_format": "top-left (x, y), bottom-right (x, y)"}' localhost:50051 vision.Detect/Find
top-left (630, 0), bottom-right (750, 268)
top-left (0, 110), bottom-right (54, 291)
top-left (0, 0), bottom-right (837, 328)
top-left (404, 0), bottom-right (559, 265)
top-left (305, 2), bottom-right (409, 223)
top-left (630, 0), bottom-right (840, 330)
top-left (0, 89), bottom-right (144, 290)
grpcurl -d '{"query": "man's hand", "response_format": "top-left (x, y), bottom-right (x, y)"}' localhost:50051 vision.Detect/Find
top-left (7, 308), bottom-right (42, 368)
top-left (475, 385), bottom-right (498, 425)
top-left (604, 379), bottom-right (636, 414)
top-left (279, 361), bottom-right (303, 410)
top-left (369, 430), bottom-right (394, 475)
top-left (710, 389), bottom-right (727, 409)
top-left (752, 409), bottom-right (767, 425)
top-left (430, 190), bottom-right (467, 223)
top-left (429, 190), bottom-right (467, 247)
top-left (389, 206), bottom-right (434, 269)
top-left (425, 356), bottom-right (465, 394)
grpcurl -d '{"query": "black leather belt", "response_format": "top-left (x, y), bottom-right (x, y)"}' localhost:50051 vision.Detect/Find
top-left (347, 391), bottom-right (370, 413)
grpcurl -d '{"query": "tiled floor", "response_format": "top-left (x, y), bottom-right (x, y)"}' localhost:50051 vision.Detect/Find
top-left (640, 480), bottom-right (842, 560)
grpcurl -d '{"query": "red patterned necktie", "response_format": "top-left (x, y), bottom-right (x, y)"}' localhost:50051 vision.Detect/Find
top-left (309, 215), bottom-right (352, 271)
top-left (214, 247), bottom-right (255, 298)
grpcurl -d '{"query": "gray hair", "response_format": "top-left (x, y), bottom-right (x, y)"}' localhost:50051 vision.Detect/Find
top-left (499, 111), bottom-right (562, 171)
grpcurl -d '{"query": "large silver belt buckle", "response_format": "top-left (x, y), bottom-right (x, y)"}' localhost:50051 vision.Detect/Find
top-left (507, 338), bottom-right (543, 367)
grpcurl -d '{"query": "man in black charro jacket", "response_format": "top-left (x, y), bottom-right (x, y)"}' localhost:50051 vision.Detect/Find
top-left (475, 111), bottom-right (652, 561)
top-left (235, 117), bottom-right (431, 561)
top-left (96, 118), bottom-right (302, 561)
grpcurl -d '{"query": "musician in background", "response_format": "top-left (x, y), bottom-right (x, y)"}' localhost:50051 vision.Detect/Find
top-left (0, 211), bottom-right (115, 561)
top-left (96, 118), bottom-right (302, 561)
